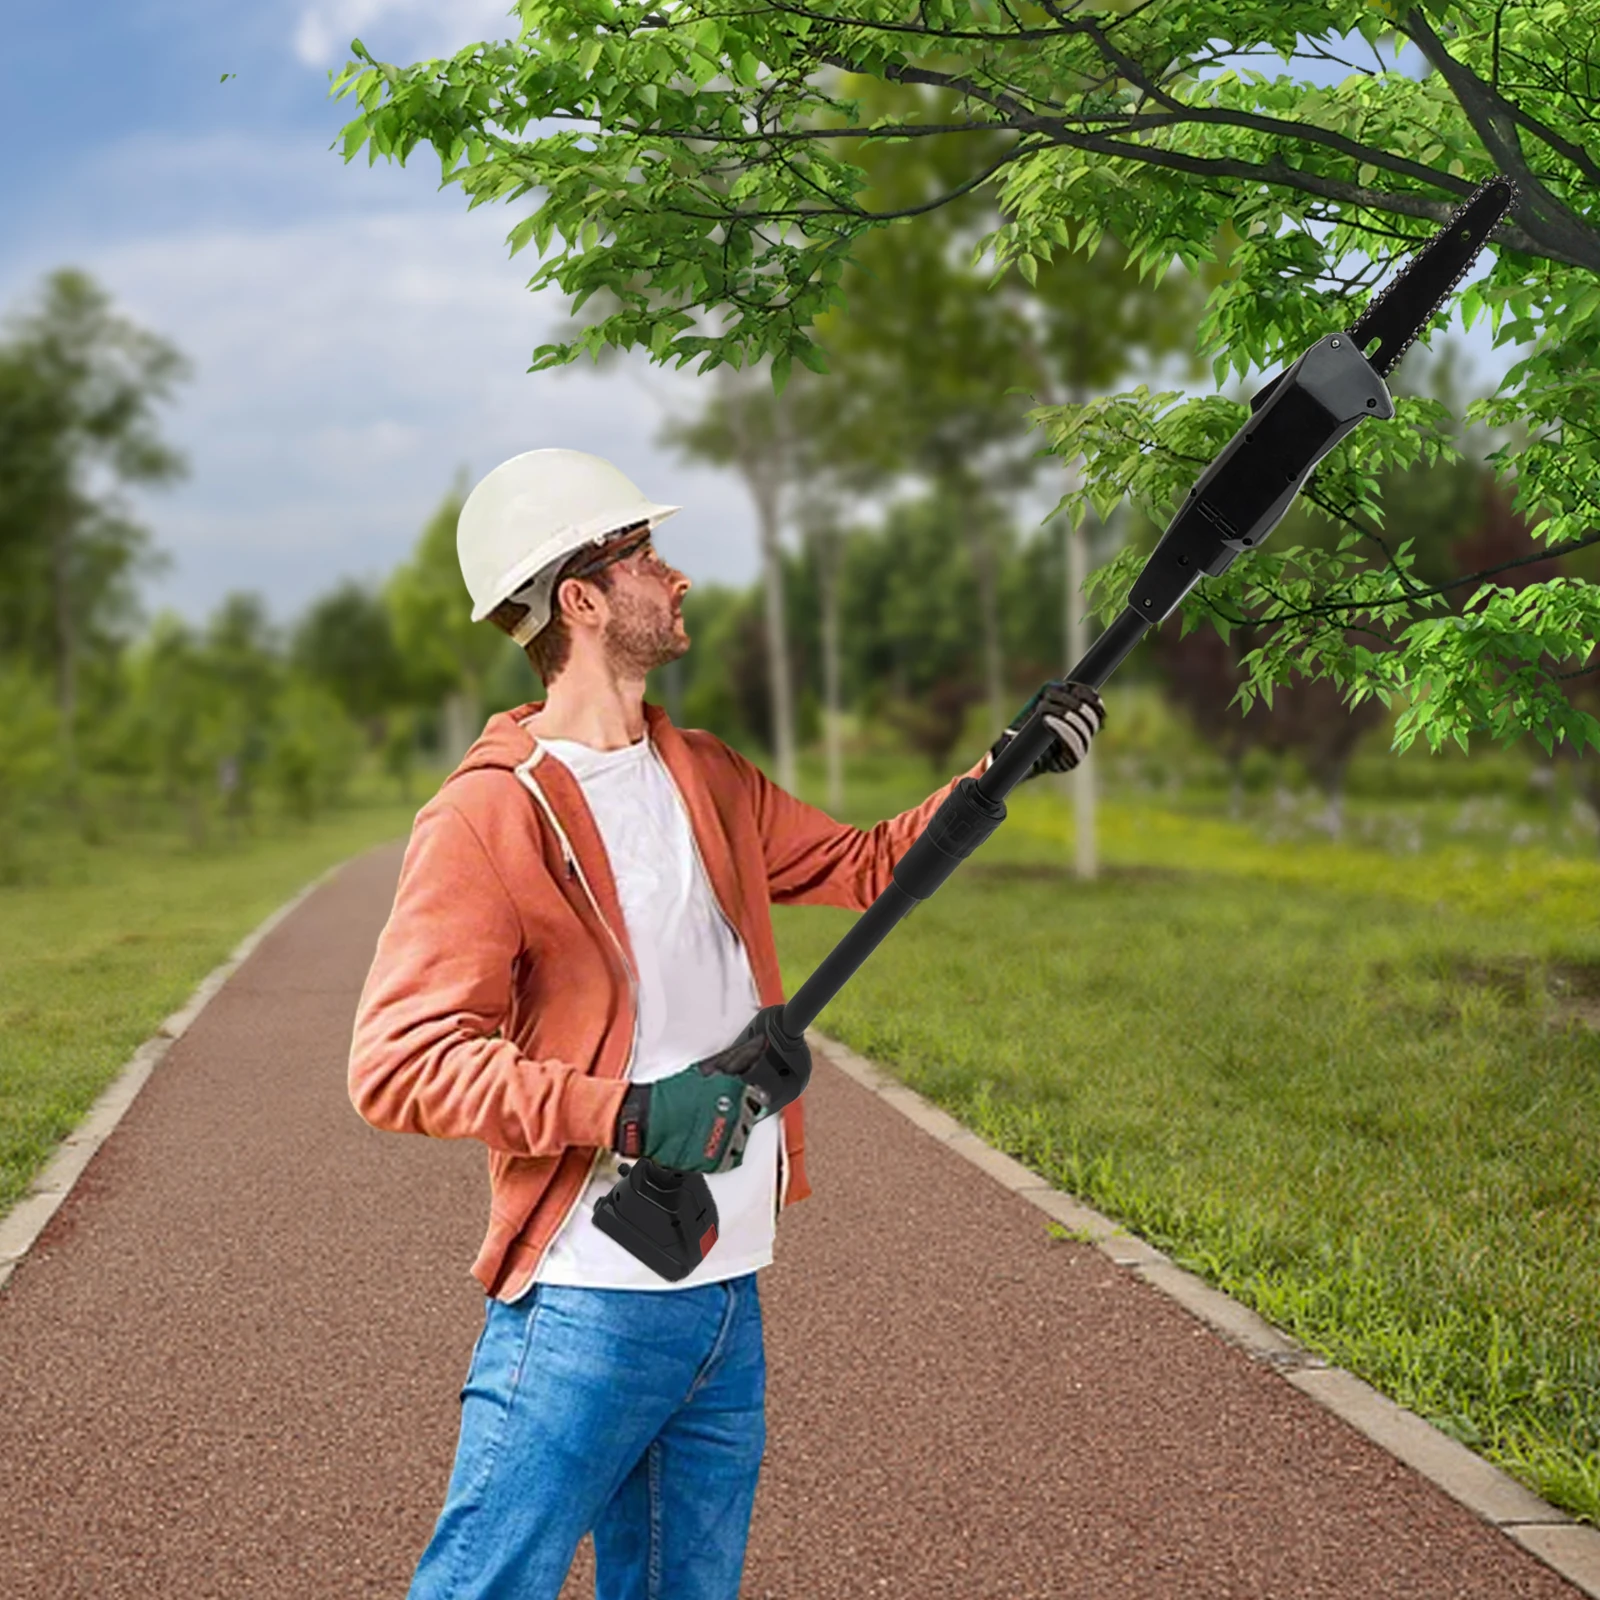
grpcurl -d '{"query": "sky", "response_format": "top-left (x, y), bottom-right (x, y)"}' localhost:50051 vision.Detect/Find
top-left (0, 5), bottom-right (1524, 631)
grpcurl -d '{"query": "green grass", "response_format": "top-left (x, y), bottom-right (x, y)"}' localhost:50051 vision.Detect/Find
top-left (770, 742), bottom-right (1600, 1523)
top-left (0, 772), bottom-right (435, 1218)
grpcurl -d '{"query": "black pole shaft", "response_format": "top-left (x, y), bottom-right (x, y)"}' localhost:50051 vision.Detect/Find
top-left (777, 607), bottom-right (1151, 1041)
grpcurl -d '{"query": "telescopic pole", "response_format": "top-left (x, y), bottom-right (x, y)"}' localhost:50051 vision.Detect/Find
top-left (594, 177), bottom-right (1513, 1283)
top-left (774, 606), bottom-right (1150, 1042)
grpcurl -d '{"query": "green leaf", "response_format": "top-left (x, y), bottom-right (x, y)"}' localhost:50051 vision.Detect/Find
top-left (795, 339), bottom-right (830, 375)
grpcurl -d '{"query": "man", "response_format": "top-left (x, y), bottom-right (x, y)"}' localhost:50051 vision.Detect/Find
top-left (348, 447), bottom-right (1104, 1600)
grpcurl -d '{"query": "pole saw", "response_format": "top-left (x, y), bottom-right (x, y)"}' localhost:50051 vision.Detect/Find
top-left (593, 175), bottom-right (1518, 1283)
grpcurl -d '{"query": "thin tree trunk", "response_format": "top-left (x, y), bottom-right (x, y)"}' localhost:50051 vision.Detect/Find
top-left (953, 473), bottom-right (1004, 742)
top-left (49, 505), bottom-right (80, 817)
top-left (1065, 510), bottom-right (1098, 879)
top-left (718, 368), bottom-right (798, 793)
top-left (756, 469), bottom-right (797, 793)
top-left (443, 687), bottom-right (477, 766)
top-left (965, 491), bottom-right (1007, 745)
top-left (819, 523), bottom-right (844, 816)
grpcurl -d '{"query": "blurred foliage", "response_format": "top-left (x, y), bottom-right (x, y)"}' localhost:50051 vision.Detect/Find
top-left (658, 68), bottom-right (1214, 778)
top-left (0, 270), bottom-right (509, 882)
top-left (291, 579), bottom-right (409, 730)
top-left (0, 269), bottom-right (188, 807)
top-left (3, 267), bottom-right (1595, 898)
top-left (385, 477), bottom-right (508, 703)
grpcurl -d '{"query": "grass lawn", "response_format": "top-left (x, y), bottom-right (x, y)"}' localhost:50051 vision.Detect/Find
top-left (772, 743), bottom-right (1600, 1524)
top-left (0, 778), bottom-right (432, 1220)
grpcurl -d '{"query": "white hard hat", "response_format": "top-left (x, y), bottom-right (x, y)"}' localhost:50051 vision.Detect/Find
top-left (457, 448), bottom-right (681, 644)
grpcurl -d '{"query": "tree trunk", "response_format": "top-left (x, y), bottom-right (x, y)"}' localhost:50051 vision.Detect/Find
top-left (1064, 511), bottom-right (1098, 879)
top-left (720, 368), bottom-right (798, 793)
top-left (819, 523), bottom-right (844, 816)
top-left (757, 475), bottom-right (797, 793)
top-left (443, 686), bottom-right (477, 766)
top-left (49, 505), bottom-right (80, 817)
top-left (962, 488), bottom-right (1007, 745)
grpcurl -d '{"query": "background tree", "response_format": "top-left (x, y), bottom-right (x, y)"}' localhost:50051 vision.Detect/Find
top-left (662, 68), bottom-right (1213, 818)
top-left (0, 662), bottom-right (61, 880)
top-left (336, 1), bottom-right (1600, 764)
top-left (660, 369), bottom-right (803, 791)
top-left (203, 592), bottom-right (283, 825)
top-left (788, 465), bottom-right (854, 814)
top-left (291, 578), bottom-right (409, 743)
top-left (810, 72), bottom-right (1214, 741)
top-left (386, 479), bottom-right (511, 761)
top-left (110, 614), bottom-right (229, 848)
top-left (0, 269), bottom-right (187, 812)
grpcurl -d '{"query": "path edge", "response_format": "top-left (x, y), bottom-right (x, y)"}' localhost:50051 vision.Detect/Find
top-left (807, 1027), bottom-right (1600, 1600)
top-left (0, 853), bottom-right (360, 1294)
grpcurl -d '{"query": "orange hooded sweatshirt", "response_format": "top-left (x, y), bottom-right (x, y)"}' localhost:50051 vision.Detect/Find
top-left (349, 698), bottom-right (994, 1302)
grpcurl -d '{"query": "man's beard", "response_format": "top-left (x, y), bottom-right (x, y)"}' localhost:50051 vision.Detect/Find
top-left (603, 590), bottom-right (688, 677)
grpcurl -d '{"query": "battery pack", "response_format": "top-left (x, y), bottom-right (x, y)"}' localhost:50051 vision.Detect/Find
top-left (593, 1159), bottom-right (720, 1282)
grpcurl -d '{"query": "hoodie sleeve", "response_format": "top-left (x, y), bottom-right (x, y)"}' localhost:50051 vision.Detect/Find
top-left (723, 743), bottom-right (996, 913)
top-left (348, 799), bottom-right (628, 1156)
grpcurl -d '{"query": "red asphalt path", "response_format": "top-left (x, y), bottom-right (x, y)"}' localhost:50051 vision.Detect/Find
top-left (0, 842), bottom-right (1585, 1598)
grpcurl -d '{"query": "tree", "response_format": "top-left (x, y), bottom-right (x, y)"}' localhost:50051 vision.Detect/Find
top-left (335, 3), bottom-right (1600, 762)
top-left (837, 493), bottom-right (992, 769)
top-left (386, 480), bottom-right (511, 760)
top-left (806, 73), bottom-right (1212, 740)
top-left (0, 270), bottom-right (187, 807)
top-left (291, 578), bottom-right (408, 738)
top-left (112, 614), bottom-right (229, 848)
top-left (203, 592), bottom-right (284, 823)
top-left (0, 662), bottom-right (61, 881)
top-left (663, 71), bottom-right (1208, 822)
top-left (789, 469), bottom-right (852, 814)
top-left (660, 369), bottom-right (803, 790)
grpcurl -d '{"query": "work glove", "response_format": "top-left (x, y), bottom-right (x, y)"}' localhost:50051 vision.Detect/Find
top-left (612, 1036), bottom-right (772, 1175)
top-left (988, 680), bottom-right (1106, 782)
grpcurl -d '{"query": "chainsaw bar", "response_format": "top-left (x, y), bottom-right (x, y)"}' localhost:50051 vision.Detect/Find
top-left (1347, 174), bottom-right (1517, 378)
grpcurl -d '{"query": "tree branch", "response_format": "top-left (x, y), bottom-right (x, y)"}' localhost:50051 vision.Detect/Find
top-left (822, 52), bottom-right (1572, 266)
top-left (1397, 7), bottom-right (1600, 270)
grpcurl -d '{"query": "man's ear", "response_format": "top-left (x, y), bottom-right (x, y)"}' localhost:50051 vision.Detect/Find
top-left (561, 576), bottom-right (607, 628)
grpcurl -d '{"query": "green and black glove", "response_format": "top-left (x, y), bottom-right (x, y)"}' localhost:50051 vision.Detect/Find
top-left (612, 1036), bottom-right (772, 1175)
top-left (989, 680), bottom-right (1106, 782)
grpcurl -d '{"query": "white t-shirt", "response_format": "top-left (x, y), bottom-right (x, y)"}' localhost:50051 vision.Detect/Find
top-left (524, 730), bottom-right (779, 1292)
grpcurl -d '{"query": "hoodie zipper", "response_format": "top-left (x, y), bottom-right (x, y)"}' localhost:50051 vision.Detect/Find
top-left (513, 751), bottom-right (641, 1270)
top-left (652, 751), bottom-right (790, 1218)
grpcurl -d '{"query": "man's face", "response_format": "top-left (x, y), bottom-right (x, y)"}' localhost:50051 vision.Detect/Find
top-left (597, 536), bottom-right (691, 676)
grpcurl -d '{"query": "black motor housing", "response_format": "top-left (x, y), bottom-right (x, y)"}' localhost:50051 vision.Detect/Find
top-left (1129, 333), bottom-right (1395, 624)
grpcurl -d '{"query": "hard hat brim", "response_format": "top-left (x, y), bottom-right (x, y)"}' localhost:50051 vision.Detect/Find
top-left (469, 503), bottom-right (682, 624)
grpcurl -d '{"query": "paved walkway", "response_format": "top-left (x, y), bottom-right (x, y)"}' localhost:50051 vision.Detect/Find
top-left (0, 843), bottom-right (1591, 1598)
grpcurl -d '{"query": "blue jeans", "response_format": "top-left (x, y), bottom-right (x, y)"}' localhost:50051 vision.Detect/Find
top-left (408, 1273), bottom-right (767, 1600)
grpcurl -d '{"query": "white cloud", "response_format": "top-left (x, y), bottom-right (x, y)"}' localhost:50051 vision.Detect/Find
top-left (2, 130), bottom-right (761, 628)
top-left (292, 0), bottom-right (520, 67)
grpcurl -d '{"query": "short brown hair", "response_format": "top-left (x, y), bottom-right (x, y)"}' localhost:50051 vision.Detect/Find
top-left (486, 527), bottom-right (644, 686)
